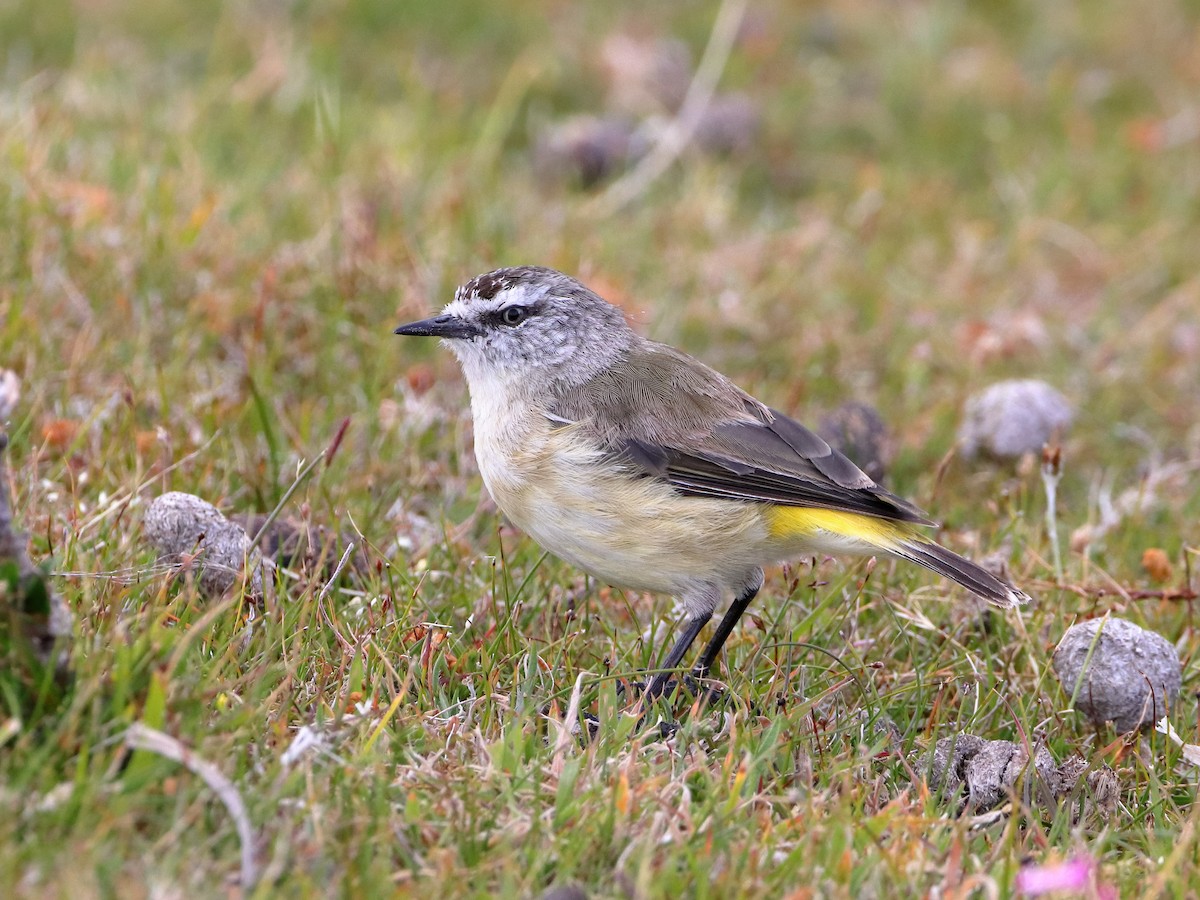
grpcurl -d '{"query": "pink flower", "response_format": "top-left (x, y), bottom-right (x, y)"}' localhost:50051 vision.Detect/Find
top-left (1016, 855), bottom-right (1116, 898)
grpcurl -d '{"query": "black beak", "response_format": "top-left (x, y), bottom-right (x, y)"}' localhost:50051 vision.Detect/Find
top-left (393, 314), bottom-right (482, 340)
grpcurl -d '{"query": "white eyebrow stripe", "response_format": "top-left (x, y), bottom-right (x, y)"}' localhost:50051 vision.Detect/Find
top-left (494, 284), bottom-right (535, 306)
top-left (444, 283), bottom-right (540, 317)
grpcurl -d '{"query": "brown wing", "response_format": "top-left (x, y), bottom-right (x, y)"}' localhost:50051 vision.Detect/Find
top-left (550, 342), bottom-right (934, 526)
top-left (619, 409), bottom-right (934, 525)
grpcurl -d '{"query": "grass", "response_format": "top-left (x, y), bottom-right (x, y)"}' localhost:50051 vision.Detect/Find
top-left (2, 0), bottom-right (1200, 895)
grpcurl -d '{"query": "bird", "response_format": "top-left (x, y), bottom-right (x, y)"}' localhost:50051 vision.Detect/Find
top-left (394, 266), bottom-right (1029, 698)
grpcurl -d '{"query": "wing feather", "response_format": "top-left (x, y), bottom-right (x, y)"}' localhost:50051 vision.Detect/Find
top-left (549, 342), bottom-right (934, 526)
top-left (623, 412), bottom-right (933, 525)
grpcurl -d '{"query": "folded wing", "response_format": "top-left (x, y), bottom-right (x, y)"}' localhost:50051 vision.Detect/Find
top-left (549, 341), bottom-right (933, 526)
top-left (619, 408), bottom-right (934, 525)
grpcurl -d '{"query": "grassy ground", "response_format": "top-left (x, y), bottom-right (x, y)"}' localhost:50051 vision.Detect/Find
top-left (2, 0), bottom-right (1199, 895)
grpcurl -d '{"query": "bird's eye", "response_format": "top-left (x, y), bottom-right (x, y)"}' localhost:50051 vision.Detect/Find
top-left (500, 306), bottom-right (530, 326)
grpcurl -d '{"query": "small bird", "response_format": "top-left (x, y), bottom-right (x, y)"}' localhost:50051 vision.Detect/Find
top-left (395, 267), bottom-right (1029, 698)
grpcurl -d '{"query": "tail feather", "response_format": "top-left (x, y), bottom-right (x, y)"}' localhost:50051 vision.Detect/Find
top-left (893, 538), bottom-right (1030, 609)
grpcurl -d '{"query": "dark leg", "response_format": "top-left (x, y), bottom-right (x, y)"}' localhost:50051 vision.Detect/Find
top-left (645, 613), bottom-right (712, 698)
top-left (692, 579), bottom-right (761, 680)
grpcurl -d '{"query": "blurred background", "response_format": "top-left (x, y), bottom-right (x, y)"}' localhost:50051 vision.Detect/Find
top-left (2, 0), bottom-right (1200, 892)
top-left (4, 0), bottom-right (1198, 486)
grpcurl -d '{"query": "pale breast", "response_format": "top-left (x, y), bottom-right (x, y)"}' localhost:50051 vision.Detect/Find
top-left (470, 407), bottom-right (769, 595)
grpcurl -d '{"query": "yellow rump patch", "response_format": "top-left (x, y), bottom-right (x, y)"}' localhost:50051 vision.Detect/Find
top-left (766, 506), bottom-right (911, 548)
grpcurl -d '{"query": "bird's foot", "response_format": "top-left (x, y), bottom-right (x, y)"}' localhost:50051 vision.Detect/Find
top-left (617, 671), bottom-right (727, 708)
top-left (576, 705), bottom-right (676, 742)
top-left (564, 673), bottom-right (738, 743)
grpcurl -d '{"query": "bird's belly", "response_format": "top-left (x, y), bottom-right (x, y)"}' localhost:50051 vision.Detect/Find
top-left (475, 427), bottom-right (768, 595)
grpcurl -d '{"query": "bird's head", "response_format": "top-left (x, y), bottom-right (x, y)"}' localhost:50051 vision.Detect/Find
top-left (394, 266), bottom-right (634, 391)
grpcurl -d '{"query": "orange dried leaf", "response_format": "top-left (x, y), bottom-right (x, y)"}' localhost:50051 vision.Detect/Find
top-left (1126, 118), bottom-right (1164, 153)
top-left (53, 180), bottom-right (114, 224)
top-left (42, 419), bottom-right (79, 449)
top-left (837, 848), bottom-right (853, 880)
top-left (406, 363), bottom-right (436, 395)
top-left (615, 770), bottom-right (631, 816)
top-left (135, 430), bottom-right (161, 454)
top-left (402, 625), bottom-right (429, 644)
top-left (1141, 548), bottom-right (1172, 583)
